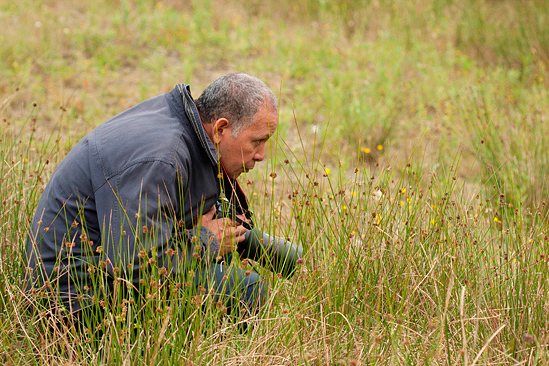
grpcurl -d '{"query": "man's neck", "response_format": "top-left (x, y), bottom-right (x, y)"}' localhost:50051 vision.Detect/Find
top-left (202, 122), bottom-right (212, 140)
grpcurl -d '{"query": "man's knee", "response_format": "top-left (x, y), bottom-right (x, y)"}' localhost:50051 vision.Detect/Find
top-left (242, 271), bottom-right (268, 313)
top-left (200, 264), bottom-right (268, 315)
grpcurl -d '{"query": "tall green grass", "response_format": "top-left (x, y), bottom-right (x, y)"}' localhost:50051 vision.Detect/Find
top-left (2, 0), bottom-right (549, 364)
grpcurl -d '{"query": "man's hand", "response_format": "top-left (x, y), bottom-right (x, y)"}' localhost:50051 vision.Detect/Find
top-left (200, 206), bottom-right (248, 257)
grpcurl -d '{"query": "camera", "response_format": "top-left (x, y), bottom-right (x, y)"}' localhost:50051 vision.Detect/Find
top-left (214, 198), bottom-right (303, 278)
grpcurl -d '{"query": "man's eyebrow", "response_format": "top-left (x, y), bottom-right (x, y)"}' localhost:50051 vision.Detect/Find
top-left (256, 134), bottom-right (271, 141)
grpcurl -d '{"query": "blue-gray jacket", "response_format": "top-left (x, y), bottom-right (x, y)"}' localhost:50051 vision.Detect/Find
top-left (26, 84), bottom-right (222, 312)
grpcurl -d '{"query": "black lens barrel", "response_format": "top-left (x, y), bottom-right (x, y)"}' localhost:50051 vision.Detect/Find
top-left (238, 228), bottom-right (303, 278)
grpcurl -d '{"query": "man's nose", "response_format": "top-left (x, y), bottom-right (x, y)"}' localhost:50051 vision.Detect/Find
top-left (254, 145), bottom-right (265, 161)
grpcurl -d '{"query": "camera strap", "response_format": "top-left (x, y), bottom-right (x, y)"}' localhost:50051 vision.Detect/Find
top-left (220, 164), bottom-right (254, 223)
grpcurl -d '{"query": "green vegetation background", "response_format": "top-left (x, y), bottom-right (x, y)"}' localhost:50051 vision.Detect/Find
top-left (1, 0), bottom-right (548, 364)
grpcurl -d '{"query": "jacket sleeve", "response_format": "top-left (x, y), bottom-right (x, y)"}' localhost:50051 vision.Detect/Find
top-left (94, 160), bottom-right (219, 278)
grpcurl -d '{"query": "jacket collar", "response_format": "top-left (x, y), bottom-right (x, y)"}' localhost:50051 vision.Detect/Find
top-left (176, 84), bottom-right (219, 166)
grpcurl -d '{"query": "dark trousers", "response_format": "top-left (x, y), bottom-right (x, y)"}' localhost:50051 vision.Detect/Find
top-left (65, 262), bottom-right (267, 337)
top-left (195, 261), bottom-right (268, 317)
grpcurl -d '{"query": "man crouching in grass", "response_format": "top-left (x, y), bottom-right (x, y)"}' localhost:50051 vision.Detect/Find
top-left (25, 73), bottom-right (278, 336)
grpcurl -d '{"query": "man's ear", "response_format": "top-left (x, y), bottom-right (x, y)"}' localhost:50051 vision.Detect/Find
top-left (212, 118), bottom-right (231, 144)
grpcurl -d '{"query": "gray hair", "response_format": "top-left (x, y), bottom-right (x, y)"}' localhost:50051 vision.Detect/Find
top-left (195, 73), bottom-right (278, 136)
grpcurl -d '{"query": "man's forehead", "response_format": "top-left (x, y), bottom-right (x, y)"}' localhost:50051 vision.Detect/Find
top-left (252, 121), bottom-right (276, 136)
top-left (257, 106), bottom-right (277, 125)
top-left (263, 117), bottom-right (278, 134)
top-left (259, 106), bottom-right (277, 120)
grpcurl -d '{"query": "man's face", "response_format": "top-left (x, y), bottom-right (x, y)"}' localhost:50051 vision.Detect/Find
top-left (215, 105), bottom-right (277, 179)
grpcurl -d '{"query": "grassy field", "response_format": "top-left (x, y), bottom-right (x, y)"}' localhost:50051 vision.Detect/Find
top-left (1, 0), bottom-right (549, 364)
